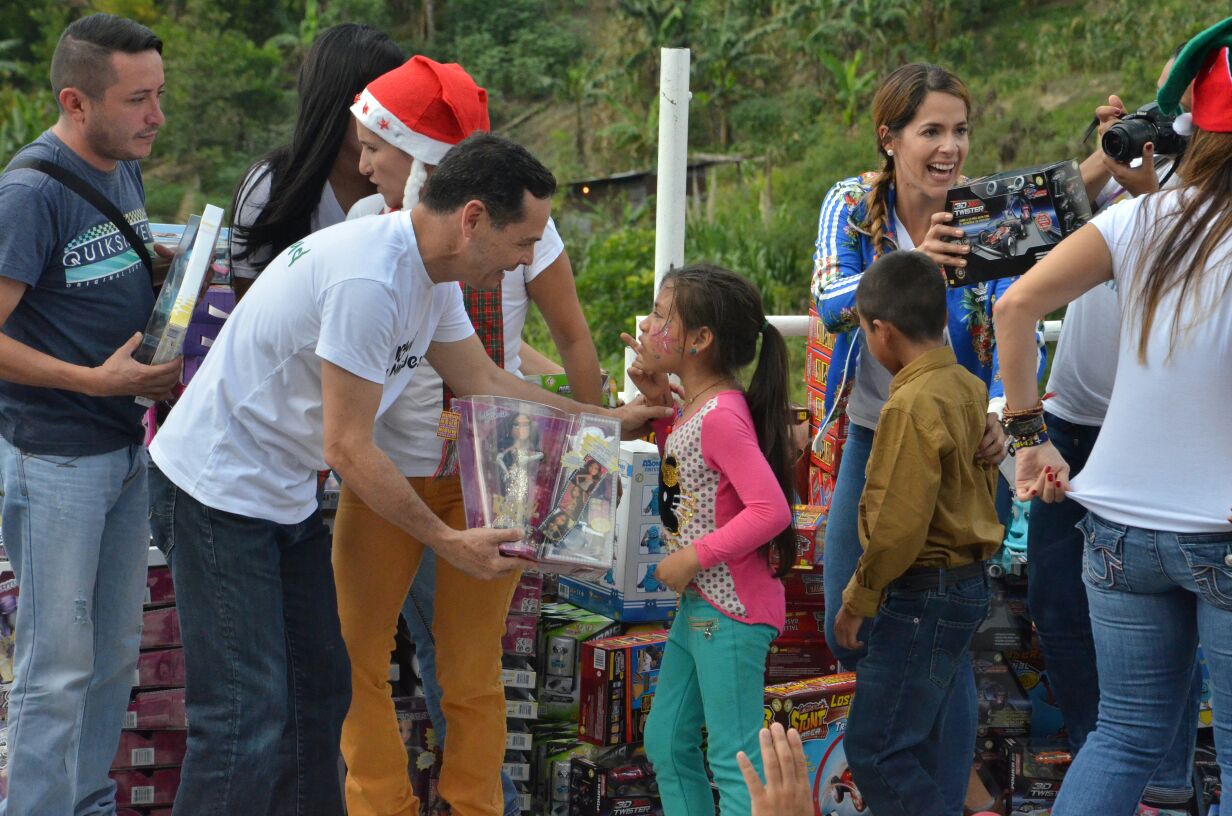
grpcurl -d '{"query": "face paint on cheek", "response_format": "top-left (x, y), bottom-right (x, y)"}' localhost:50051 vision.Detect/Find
top-left (650, 318), bottom-right (679, 356)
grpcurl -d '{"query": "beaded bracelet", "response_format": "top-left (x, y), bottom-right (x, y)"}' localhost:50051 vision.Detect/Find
top-left (1003, 400), bottom-right (1045, 420)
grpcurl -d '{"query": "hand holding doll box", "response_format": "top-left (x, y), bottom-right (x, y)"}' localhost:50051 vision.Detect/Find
top-left (453, 396), bottom-right (619, 575)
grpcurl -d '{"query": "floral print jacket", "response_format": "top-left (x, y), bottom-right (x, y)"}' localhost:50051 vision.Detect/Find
top-left (810, 172), bottom-right (1043, 429)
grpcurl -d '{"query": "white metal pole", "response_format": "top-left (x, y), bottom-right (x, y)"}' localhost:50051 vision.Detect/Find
top-left (653, 47), bottom-right (690, 297)
top-left (624, 48), bottom-right (691, 404)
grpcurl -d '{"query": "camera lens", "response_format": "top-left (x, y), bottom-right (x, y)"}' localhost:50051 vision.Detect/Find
top-left (1102, 117), bottom-right (1156, 163)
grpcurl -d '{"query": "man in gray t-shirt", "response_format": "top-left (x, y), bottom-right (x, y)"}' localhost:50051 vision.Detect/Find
top-left (0, 14), bottom-right (178, 813)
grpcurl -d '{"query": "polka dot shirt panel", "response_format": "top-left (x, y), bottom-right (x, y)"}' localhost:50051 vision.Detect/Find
top-left (663, 397), bottom-right (747, 619)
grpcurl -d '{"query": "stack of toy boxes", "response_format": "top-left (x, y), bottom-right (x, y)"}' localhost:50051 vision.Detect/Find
top-left (767, 507), bottom-right (837, 684)
top-left (110, 564), bottom-right (185, 810)
top-left (805, 307), bottom-right (847, 510)
top-left (531, 602), bottom-right (620, 813)
top-left (763, 673), bottom-right (861, 810)
top-left (502, 570), bottom-right (544, 812)
top-left (558, 440), bottom-right (677, 623)
top-left (577, 630), bottom-right (668, 748)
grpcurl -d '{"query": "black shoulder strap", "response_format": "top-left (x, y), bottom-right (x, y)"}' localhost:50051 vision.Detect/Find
top-left (6, 156), bottom-right (154, 279)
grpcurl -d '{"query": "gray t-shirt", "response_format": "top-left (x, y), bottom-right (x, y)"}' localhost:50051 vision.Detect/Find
top-left (0, 130), bottom-right (154, 455)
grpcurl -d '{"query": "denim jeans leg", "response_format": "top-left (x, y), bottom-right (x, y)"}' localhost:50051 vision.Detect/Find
top-left (402, 550), bottom-right (445, 738)
top-left (404, 543), bottom-right (521, 816)
top-left (1143, 659), bottom-right (1203, 806)
top-left (822, 422), bottom-right (874, 669)
top-left (936, 653), bottom-right (977, 815)
top-left (845, 576), bottom-right (989, 816)
top-left (1026, 412), bottom-right (1101, 750)
top-left (150, 466), bottom-right (307, 816)
top-left (279, 510), bottom-right (351, 815)
top-left (0, 441), bottom-right (147, 816)
top-left (1052, 516), bottom-right (1202, 815)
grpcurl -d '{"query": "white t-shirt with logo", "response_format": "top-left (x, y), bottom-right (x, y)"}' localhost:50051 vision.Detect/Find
top-left (1068, 190), bottom-right (1232, 532)
top-left (347, 194), bottom-right (567, 476)
top-left (151, 211), bottom-right (474, 523)
top-left (230, 164), bottom-right (347, 280)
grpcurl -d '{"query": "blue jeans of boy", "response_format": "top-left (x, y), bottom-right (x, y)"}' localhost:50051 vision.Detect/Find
top-left (845, 572), bottom-right (990, 816)
top-left (643, 590), bottom-right (776, 815)
top-left (1028, 412), bottom-right (1199, 805)
top-left (822, 422), bottom-right (978, 813)
top-left (402, 550), bottom-right (521, 816)
top-left (148, 465), bottom-right (351, 816)
top-left (1051, 513), bottom-right (1232, 815)
top-left (0, 439), bottom-right (148, 816)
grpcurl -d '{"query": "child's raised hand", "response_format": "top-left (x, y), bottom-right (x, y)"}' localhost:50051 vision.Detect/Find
top-left (621, 332), bottom-right (672, 406)
top-left (834, 605), bottom-right (866, 651)
top-left (739, 724), bottom-right (812, 816)
top-left (654, 545), bottom-right (701, 592)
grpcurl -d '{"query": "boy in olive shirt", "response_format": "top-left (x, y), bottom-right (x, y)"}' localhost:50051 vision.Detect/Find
top-left (833, 250), bottom-right (1003, 816)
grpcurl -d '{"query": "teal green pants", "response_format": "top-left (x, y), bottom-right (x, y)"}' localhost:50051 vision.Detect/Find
top-left (644, 589), bottom-right (777, 815)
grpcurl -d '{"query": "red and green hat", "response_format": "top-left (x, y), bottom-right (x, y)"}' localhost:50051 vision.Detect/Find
top-left (1158, 15), bottom-right (1232, 134)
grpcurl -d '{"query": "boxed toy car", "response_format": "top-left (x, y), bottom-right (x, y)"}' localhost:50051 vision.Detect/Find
top-left (558, 441), bottom-right (678, 622)
top-left (765, 636), bottom-right (839, 684)
top-left (536, 602), bottom-right (620, 721)
top-left (571, 748), bottom-right (662, 816)
top-left (1002, 737), bottom-right (1071, 814)
top-left (763, 673), bottom-right (863, 814)
top-left (944, 159), bottom-right (1092, 286)
top-left (578, 631), bottom-right (668, 747)
top-left (973, 652), bottom-right (1032, 736)
top-left (135, 648), bottom-right (186, 689)
top-left (109, 767), bottom-right (181, 807)
top-left (112, 730), bottom-right (188, 770)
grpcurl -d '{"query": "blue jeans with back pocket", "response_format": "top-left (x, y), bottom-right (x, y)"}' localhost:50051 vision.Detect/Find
top-left (1051, 512), bottom-right (1232, 815)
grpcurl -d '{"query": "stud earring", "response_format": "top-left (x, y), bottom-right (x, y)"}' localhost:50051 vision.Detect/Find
top-left (886, 149), bottom-right (894, 157)
top-left (689, 348), bottom-right (697, 356)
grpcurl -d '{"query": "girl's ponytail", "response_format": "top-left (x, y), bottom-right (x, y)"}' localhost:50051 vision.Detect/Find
top-left (746, 322), bottom-right (798, 578)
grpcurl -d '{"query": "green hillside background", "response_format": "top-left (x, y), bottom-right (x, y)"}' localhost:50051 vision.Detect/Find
top-left (0, 0), bottom-right (1212, 391)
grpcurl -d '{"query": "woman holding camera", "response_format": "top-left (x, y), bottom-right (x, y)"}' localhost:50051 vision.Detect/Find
top-left (994, 19), bottom-right (1232, 813)
top-left (811, 62), bottom-right (1024, 814)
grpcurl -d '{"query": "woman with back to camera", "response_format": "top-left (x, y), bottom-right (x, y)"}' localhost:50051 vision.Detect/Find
top-left (993, 18), bottom-right (1232, 814)
top-left (811, 62), bottom-right (1032, 814)
top-left (228, 23), bottom-right (403, 297)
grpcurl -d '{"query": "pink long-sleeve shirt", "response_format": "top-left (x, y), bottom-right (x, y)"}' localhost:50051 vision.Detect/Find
top-left (654, 390), bottom-right (789, 632)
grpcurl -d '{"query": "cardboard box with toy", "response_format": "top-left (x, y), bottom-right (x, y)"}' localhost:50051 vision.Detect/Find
top-left (944, 159), bottom-right (1092, 286)
top-left (578, 630), bottom-right (668, 747)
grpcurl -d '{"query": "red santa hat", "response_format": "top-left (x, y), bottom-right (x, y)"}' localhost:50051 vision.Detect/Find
top-left (350, 56), bottom-right (490, 209)
top-left (1158, 16), bottom-right (1232, 135)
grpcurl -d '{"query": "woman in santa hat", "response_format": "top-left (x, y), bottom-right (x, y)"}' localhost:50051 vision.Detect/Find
top-left (994, 16), bottom-right (1232, 813)
top-left (334, 56), bottom-right (602, 816)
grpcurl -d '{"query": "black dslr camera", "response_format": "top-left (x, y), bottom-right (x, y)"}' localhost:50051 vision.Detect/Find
top-left (1101, 102), bottom-right (1189, 163)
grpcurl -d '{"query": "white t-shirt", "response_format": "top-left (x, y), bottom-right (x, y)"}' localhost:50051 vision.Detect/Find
top-left (1045, 165), bottom-right (1180, 427)
top-left (345, 193), bottom-right (568, 476)
top-left (377, 215), bottom-right (565, 476)
top-left (230, 164), bottom-right (347, 279)
top-left (1069, 191), bottom-right (1232, 532)
top-left (151, 211), bottom-right (475, 523)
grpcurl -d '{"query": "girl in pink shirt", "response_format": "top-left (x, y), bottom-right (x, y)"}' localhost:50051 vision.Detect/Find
top-left (624, 264), bottom-right (794, 815)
